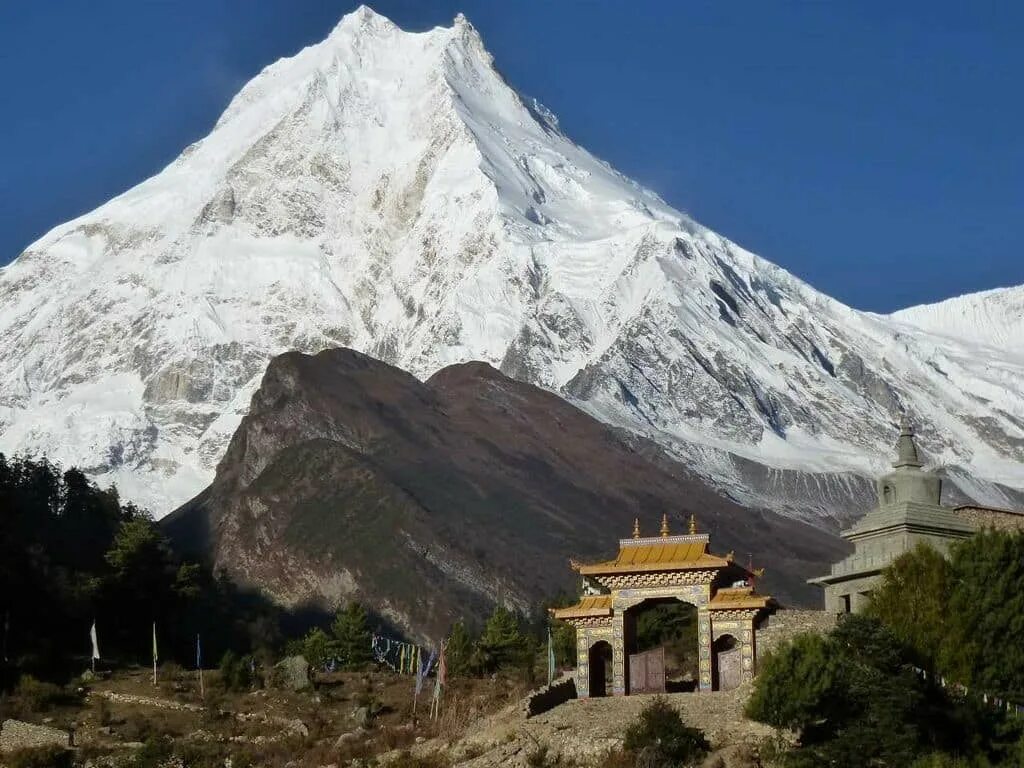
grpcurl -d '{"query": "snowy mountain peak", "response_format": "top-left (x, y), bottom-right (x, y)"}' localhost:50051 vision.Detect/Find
top-left (2, 8), bottom-right (1023, 519)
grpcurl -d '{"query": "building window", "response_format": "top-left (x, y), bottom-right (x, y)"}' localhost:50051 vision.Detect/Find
top-left (841, 594), bottom-right (852, 614)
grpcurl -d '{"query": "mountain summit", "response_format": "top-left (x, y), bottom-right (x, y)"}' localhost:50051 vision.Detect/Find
top-left (2, 7), bottom-right (1022, 516)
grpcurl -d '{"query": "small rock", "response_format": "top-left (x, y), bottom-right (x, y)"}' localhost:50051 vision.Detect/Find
top-left (350, 706), bottom-right (372, 728)
top-left (286, 718), bottom-right (309, 737)
top-left (335, 731), bottom-right (360, 747)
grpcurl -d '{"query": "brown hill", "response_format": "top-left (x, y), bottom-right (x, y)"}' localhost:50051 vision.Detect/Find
top-left (163, 348), bottom-right (846, 641)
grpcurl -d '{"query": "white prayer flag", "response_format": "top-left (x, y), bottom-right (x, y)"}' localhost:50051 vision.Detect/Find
top-left (90, 620), bottom-right (100, 660)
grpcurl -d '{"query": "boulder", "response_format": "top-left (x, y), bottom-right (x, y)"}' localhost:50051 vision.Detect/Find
top-left (273, 655), bottom-right (311, 691)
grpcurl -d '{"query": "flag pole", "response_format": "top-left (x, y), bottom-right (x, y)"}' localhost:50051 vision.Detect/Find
top-left (152, 622), bottom-right (158, 686)
top-left (197, 634), bottom-right (204, 699)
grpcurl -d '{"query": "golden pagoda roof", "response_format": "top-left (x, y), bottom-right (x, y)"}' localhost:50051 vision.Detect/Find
top-left (550, 595), bottom-right (613, 621)
top-left (575, 533), bottom-right (731, 575)
top-left (708, 586), bottom-right (773, 611)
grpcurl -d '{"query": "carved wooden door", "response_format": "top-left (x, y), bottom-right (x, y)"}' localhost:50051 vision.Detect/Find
top-left (716, 646), bottom-right (742, 691)
top-left (629, 646), bottom-right (666, 694)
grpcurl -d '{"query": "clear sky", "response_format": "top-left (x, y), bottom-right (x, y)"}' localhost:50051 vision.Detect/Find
top-left (1, 1), bottom-right (1021, 312)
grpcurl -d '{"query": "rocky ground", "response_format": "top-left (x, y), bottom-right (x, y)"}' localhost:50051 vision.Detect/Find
top-left (0, 664), bottom-right (787, 767)
top-left (394, 680), bottom-right (779, 768)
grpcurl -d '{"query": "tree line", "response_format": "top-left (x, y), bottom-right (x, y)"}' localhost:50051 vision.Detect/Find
top-left (0, 454), bottom-right (282, 687)
top-left (747, 530), bottom-right (1024, 767)
top-left (0, 454), bottom-right (584, 691)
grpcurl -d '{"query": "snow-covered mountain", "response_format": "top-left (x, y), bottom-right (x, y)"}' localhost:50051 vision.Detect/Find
top-left (2, 7), bottom-right (1023, 519)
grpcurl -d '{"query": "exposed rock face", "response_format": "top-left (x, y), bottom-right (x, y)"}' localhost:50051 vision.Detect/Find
top-left (1, 8), bottom-right (1022, 521)
top-left (163, 348), bottom-right (847, 642)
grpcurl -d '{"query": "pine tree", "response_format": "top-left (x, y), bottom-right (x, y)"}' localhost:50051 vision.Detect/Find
top-left (331, 602), bottom-right (372, 670)
top-left (477, 604), bottom-right (526, 672)
top-left (446, 619), bottom-right (475, 677)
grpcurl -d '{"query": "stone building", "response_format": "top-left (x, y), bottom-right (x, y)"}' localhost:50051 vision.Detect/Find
top-left (810, 420), bottom-right (1024, 613)
top-left (552, 516), bottom-right (773, 697)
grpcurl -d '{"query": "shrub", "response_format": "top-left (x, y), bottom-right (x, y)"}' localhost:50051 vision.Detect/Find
top-left (133, 736), bottom-right (173, 768)
top-left (622, 697), bottom-right (709, 767)
top-left (6, 746), bottom-right (73, 768)
top-left (218, 650), bottom-right (254, 691)
top-left (12, 675), bottom-right (66, 713)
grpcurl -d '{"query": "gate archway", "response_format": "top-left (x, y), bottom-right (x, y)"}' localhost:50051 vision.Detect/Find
top-left (552, 514), bottom-right (774, 697)
top-left (712, 634), bottom-right (742, 691)
top-left (587, 640), bottom-right (613, 697)
top-left (624, 597), bottom-right (699, 693)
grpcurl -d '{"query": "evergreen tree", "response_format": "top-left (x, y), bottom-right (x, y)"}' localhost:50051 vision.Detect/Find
top-left (331, 602), bottom-right (372, 670)
top-left (943, 529), bottom-right (1024, 701)
top-left (446, 620), bottom-right (475, 677)
top-left (301, 627), bottom-right (336, 670)
top-left (477, 604), bottom-right (526, 672)
top-left (745, 632), bottom-right (847, 738)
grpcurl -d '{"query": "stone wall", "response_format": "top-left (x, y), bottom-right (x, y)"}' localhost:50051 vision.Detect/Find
top-left (524, 677), bottom-right (577, 718)
top-left (0, 719), bottom-right (70, 753)
top-left (955, 505), bottom-right (1024, 532)
top-left (755, 609), bottom-right (836, 660)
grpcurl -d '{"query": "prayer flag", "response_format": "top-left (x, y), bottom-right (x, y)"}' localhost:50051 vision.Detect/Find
top-left (152, 622), bottom-right (158, 686)
top-left (547, 625), bottom-right (555, 686)
top-left (90, 620), bottom-right (101, 661)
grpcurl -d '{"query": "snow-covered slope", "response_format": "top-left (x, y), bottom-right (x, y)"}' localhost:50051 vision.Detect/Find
top-left (892, 286), bottom-right (1024, 357)
top-left (2, 7), bottom-right (1023, 518)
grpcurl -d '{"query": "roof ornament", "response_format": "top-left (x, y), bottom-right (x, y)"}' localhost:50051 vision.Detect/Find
top-left (893, 415), bottom-right (923, 469)
top-left (660, 513), bottom-right (670, 538)
top-left (632, 517), bottom-right (640, 539)
top-left (689, 514), bottom-right (697, 535)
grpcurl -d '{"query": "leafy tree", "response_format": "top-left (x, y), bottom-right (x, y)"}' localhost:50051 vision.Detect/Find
top-left (867, 542), bottom-right (951, 670)
top-left (331, 602), bottom-right (372, 670)
top-left (623, 696), bottom-right (709, 766)
top-left (476, 605), bottom-right (527, 672)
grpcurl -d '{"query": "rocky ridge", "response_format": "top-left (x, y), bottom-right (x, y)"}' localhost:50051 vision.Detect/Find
top-left (163, 347), bottom-right (846, 641)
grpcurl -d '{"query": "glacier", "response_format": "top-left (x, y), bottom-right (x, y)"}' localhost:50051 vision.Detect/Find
top-left (1, 6), bottom-right (1023, 520)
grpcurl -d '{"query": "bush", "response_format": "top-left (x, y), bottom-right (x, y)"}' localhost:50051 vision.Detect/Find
top-left (218, 650), bottom-right (254, 691)
top-left (12, 675), bottom-right (66, 713)
top-left (134, 735), bottom-right (173, 768)
top-left (622, 697), bottom-right (709, 767)
top-left (6, 746), bottom-right (73, 768)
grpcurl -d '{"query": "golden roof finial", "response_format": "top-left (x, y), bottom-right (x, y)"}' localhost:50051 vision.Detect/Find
top-left (632, 517), bottom-right (640, 539)
top-left (660, 513), bottom-right (670, 538)
top-left (689, 514), bottom-right (697, 535)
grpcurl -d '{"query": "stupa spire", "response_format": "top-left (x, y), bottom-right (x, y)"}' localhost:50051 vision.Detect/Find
top-left (893, 416), bottom-right (923, 469)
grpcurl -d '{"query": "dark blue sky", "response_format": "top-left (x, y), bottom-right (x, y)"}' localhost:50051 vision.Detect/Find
top-left (1, 1), bottom-right (1021, 311)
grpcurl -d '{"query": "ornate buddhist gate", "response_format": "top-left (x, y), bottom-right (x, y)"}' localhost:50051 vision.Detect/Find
top-left (628, 646), bottom-right (666, 694)
top-left (553, 514), bottom-right (774, 697)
